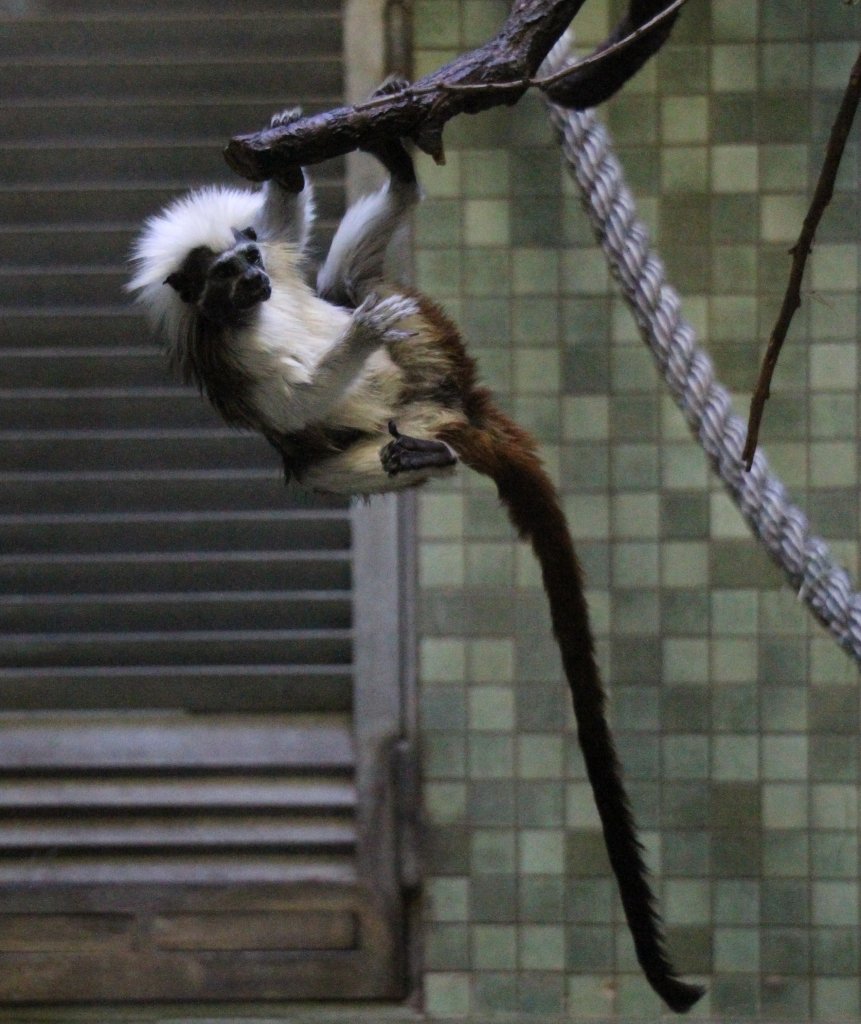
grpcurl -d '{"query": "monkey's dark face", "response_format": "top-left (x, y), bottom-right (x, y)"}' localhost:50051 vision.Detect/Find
top-left (165, 226), bottom-right (271, 325)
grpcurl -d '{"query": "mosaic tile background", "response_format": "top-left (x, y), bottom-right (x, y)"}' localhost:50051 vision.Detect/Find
top-left (411, 0), bottom-right (861, 1018)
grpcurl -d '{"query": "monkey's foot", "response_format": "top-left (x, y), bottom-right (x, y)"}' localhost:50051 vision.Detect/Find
top-left (362, 81), bottom-right (417, 185)
top-left (381, 421), bottom-right (457, 476)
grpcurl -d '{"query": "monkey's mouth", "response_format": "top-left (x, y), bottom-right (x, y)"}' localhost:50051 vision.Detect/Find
top-left (235, 278), bottom-right (272, 307)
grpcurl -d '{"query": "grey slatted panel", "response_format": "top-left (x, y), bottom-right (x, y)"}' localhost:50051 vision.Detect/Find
top-left (0, 0), bottom-right (406, 1002)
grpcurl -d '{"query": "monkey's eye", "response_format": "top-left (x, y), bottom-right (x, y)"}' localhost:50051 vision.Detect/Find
top-left (245, 248), bottom-right (261, 265)
top-left (211, 261), bottom-right (235, 279)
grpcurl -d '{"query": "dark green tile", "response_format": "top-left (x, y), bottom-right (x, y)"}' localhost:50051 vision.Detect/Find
top-left (761, 0), bottom-right (809, 39)
top-left (426, 923), bottom-right (471, 969)
top-left (810, 686), bottom-right (859, 733)
top-left (659, 195), bottom-right (711, 244)
top-left (471, 874), bottom-right (518, 922)
top-left (519, 973), bottom-right (566, 1015)
top-left (807, 489), bottom-right (859, 539)
top-left (661, 492), bottom-right (709, 539)
top-left (517, 781), bottom-right (565, 827)
top-left (810, 735), bottom-right (859, 782)
top-left (616, 733), bottom-right (660, 780)
top-left (712, 194), bottom-right (761, 242)
top-left (762, 879), bottom-right (810, 925)
top-left (610, 637), bottom-right (662, 683)
top-left (662, 687), bottom-right (711, 733)
top-left (510, 147), bottom-right (562, 195)
top-left (560, 443), bottom-right (610, 491)
top-left (512, 195), bottom-right (564, 246)
top-left (812, 833), bottom-right (858, 878)
top-left (468, 780), bottom-right (517, 826)
top-left (812, 928), bottom-right (859, 974)
top-left (474, 972), bottom-right (518, 1013)
top-left (664, 782), bottom-right (711, 828)
top-left (667, 925), bottom-right (713, 974)
top-left (519, 876), bottom-right (565, 922)
top-left (421, 687), bottom-right (468, 730)
top-left (607, 94), bottom-right (659, 144)
top-left (516, 684), bottom-right (569, 731)
top-left (415, 198), bottom-right (462, 244)
top-left (565, 925), bottom-right (614, 970)
top-left (610, 394), bottom-right (659, 439)
top-left (613, 686), bottom-right (660, 731)
top-left (760, 976), bottom-right (811, 1020)
top-left (762, 928), bottom-right (810, 973)
top-left (561, 297), bottom-right (611, 345)
top-left (566, 831), bottom-right (612, 876)
top-left (711, 541), bottom-right (785, 588)
top-left (758, 95), bottom-right (812, 142)
top-left (712, 782), bottom-right (762, 828)
top-left (661, 590), bottom-right (710, 634)
top-left (759, 639), bottom-right (809, 685)
top-left (565, 877), bottom-right (614, 923)
top-left (427, 824), bottom-right (471, 873)
top-left (615, 144), bottom-right (661, 192)
top-left (713, 975), bottom-right (760, 1018)
top-left (711, 95), bottom-right (758, 144)
top-left (712, 829), bottom-right (762, 876)
top-left (663, 829), bottom-right (710, 874)
top-left (663, 245), bottom-right (711, 291)
top-left (658, 44), bottom-right (710, 92)
top-left (713, 686), bottom-right (760, 732)
top-left (563, 342), bottom-right (611, 394)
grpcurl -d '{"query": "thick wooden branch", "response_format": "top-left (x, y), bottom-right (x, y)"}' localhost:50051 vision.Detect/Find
top-left (743, 46), bottom-right (861, 471)
top-left (224, 0), bottom-right (682, 183)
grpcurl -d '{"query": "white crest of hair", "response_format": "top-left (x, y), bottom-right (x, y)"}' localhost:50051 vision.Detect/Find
top-left (127, 185), bottom-right (266, 344)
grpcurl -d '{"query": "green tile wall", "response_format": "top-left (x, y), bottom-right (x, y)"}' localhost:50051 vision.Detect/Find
top-left (413, 0), bottom-right (861, 1018)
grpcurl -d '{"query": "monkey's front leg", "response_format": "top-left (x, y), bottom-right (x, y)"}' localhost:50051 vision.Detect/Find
top-left (255, 108), bottom-right (313, 245)
top-left (381, 421), bottom-right (458, 475)
top-left (284, 294), bottom-right (419, 429)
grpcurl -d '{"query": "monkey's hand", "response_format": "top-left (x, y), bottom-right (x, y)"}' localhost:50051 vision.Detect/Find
top-left (350, 292), bottom-right (420, 352)
top-left (267, 107), bottom-right (305, 192)
top-left (381, 421), bottom-right (458, 476)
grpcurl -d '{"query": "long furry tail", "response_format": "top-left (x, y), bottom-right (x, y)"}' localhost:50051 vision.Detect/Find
top-left (440, 396), bottom-right (704, 1015)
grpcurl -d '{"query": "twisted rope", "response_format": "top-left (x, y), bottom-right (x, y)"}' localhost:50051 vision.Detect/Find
top-left (542, 63), bottom-right (861, 663)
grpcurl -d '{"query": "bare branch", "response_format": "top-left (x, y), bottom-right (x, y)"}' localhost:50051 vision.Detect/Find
top-left (743, 47), bottom-right (861, 470)
top-left (224, 0), bottom-right (683, 184)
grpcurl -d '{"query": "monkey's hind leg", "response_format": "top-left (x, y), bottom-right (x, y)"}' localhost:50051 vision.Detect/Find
top-left (381, 421), bottom-right (457, 476)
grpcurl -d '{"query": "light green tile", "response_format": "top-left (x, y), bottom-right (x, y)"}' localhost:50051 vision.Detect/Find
top-left (428, 876), bottom-right (470, 921)
top-left (517, 734), bottom-right (565, 779)
top-left (712, 44), bottom-right (758, 90)
top-left (763, 736), bottom-right (809, 781)
top-left (661, 145), bottom-right (709, 192)
top-left (715, 927), bottom-right (760, 972)
top-left (520, 924), bottom-right (566, 970)
top-left (812, 881), bottom-right (859, 927)
top-left (763, 783), bottom-right (809, 829)
top-left (712, 144), bottom-right (759, 192)
top-left (471, 924), bottom-right (517, 969)
top-left (464, 199), bottom-right (510, 246)
top-left (469, 734), bottom-right (514, 778)
top-left (661, 96), bottom-right (710, 144)
top-left (424, 972), bottom-right (471, 1017)
top-left (519, 829), bottom-right (565, 874)
top-left (468, 686), bottom-right (515, 732)
top-left (712, 0), bottom-right (758, 40)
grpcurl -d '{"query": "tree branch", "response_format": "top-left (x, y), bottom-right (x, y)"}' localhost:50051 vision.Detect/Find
top-left (224, 0), bottom-right (683, 183)
top-left (743, 47), bottom-right (861, 471)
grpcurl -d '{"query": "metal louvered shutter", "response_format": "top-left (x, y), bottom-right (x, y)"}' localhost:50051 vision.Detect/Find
top-left (0, 1), bottom-right (410, 1002)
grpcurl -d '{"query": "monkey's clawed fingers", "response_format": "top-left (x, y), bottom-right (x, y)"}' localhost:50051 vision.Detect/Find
top-left (269, 107), bottom-right (304, 129)
top-left (381, 422), bottom-right (458, 476)
top-left (354, 293), bottom-right (420, 345)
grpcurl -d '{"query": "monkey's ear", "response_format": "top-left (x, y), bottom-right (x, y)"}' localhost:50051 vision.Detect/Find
top-left (164, 269), bottom-right (201, 304)
top-left (232, 226), bottom-right (257, 242)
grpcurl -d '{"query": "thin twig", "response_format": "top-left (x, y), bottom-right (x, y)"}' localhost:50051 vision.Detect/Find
top-left (743, 47), bottom-right (861, 470)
